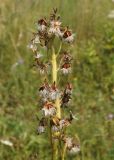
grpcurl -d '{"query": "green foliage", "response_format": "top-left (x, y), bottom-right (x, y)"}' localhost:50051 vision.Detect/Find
top-left (0, 0), bottom-right (114, 159)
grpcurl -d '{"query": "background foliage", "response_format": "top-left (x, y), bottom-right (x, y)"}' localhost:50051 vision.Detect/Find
top-left (0, 0), bottom-right (114, 159)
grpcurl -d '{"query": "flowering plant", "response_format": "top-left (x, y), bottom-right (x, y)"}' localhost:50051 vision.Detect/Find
top-left (28, 8), bottom-right (80, 160)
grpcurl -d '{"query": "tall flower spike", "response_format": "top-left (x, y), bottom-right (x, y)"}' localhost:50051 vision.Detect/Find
top-left (28, 8), bottom-right (80, 160)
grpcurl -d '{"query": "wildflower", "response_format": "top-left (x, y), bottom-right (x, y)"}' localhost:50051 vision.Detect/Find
top-left (28, 40), bottom-right (37, 52)
top-left (59, 111), bottom-right (77, 129)
top-left (60, 52), bottom-right (72, 74)
top-left (49, 20), bottom-right (61, 36)
top-left (61, 92), bottom-right (71, 106)
top-left (39, 80), bottom-right (50, 98)
top-left (69, 144), bottom-right (80, 154)
top-left (62, 28), bottom-right (74, 43)
top-left (37, 118), bottom-right (47, 134)
top-left (38, 18), bottom-right (47, 31)
top-left (61, 83), bottom-right (72, 107)
top-left (42, 102), bottom-right (56, 116)
top-left (34, 52), bottom-right (43, 59)
top-left (34, 34), bottom-right (41, 44)
top-left (59, 119), bottom-right (71, 129)
top-left (61, 63), bottom-right (71, 74)
top-left (35, 60), bottom-right (50, 74)
top-left (65, 83), bottom-right (72, 94)
top-left (64, 137), bottom-right (80, 154)
top-left (39, 80), bottom-right (50, 102)
top-left (49, 82), bottom-right (60, 100)
top-left (29, 8), bottom-right (80, 157)
top-left (64, 137), bottom-right (72, 148)
top-left (37, 126), bottom-right (45, 134)
top-left (62, 51), bottom-right (72, 63)
top-left (51, 118), bottom-right (60, 132)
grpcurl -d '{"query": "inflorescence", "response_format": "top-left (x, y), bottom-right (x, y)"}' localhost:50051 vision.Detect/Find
top-left (28, 8), bottom-right (80, 157)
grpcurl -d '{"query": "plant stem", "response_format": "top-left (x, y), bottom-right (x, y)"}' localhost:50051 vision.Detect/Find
top-left (51, 46), bottom-right (61, 160)
top-left (62, 144), bottom-right (67, 160)
top-left (52, 46), bottom-right (61, 118)
top-left (49, 118), bottom-right (54, 160)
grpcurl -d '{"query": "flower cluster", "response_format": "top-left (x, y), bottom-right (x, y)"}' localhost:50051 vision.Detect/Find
top-left (28, 8), bottom-right (80, 157)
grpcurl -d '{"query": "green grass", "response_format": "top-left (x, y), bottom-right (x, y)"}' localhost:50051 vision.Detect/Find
top-left (0, 0), bottom-right (114, 159)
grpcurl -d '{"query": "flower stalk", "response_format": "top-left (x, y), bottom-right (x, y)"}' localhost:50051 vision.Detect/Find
top-left (52, 47), bottom-right (61, 118)
top-left (51, 46), bottom-right (61, 159)
top-left (28, 8), bottom-right (80, 160)
top-left (62, 143), bottom-right (67, 160)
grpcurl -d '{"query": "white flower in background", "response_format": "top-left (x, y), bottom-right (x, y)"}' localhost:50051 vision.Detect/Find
top-left (108, 10), bottom-right (114, 19)
top-left (0, 139), bottom-right (13, 147)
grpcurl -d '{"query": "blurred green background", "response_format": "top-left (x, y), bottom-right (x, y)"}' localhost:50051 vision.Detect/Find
top-left (0, 0), bottom-right (114, 159)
